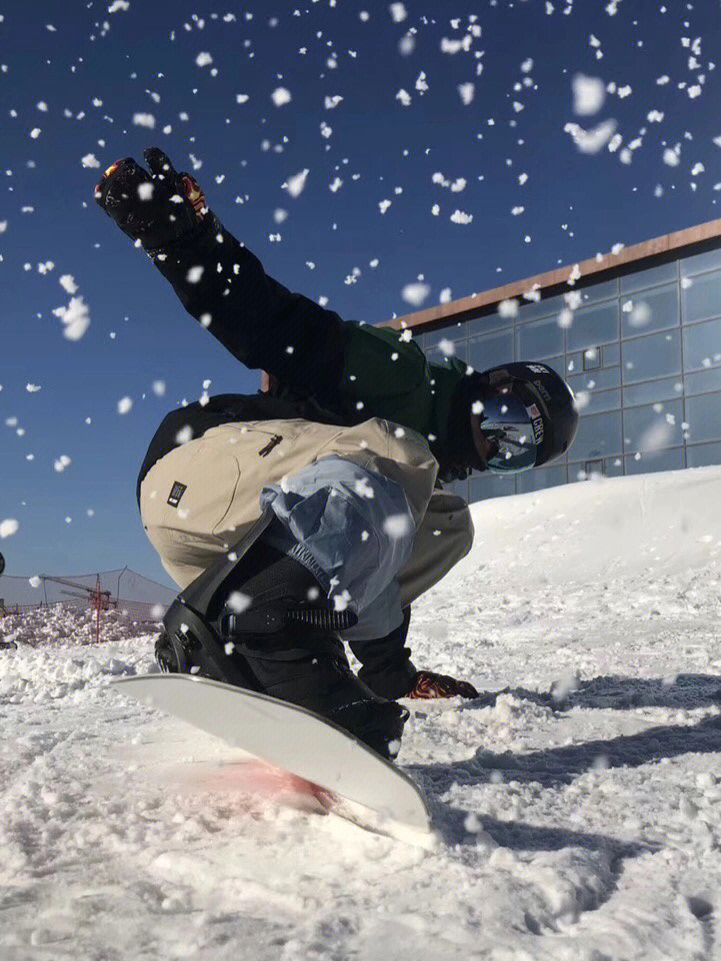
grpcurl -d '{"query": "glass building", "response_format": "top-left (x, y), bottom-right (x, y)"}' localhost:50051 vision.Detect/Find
top-left (385, 220), bottom-right (721, 504)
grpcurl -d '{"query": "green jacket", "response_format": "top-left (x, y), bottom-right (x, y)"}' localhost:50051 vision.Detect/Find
top-left (145, 211), bottom-right (481, 483)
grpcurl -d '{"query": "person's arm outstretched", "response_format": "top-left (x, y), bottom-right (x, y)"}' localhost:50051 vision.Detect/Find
top-left (95, 148), bottom-right (348, 409)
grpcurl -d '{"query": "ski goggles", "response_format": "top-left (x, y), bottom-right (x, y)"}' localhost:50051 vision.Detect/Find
top-left (477, 387), bottom-right (544, 474)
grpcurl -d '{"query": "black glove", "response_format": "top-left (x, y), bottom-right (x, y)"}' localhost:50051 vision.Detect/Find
top-left (94, 147), bottom-right (207, 250)
top-left (407, 670), bottom-right (479, 699)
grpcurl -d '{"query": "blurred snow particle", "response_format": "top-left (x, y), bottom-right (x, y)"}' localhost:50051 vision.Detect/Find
top-left (572, 74), bottom-right (606, 115)
top-left (195, 52), bottom-right (213, 67)
top-left (402, 282), bottom-right (430, 306)
top-left (574, 390), bottom-right (590, 411)
top-left (396, 89), bottom-right (412, 106)
top-left (628, 301), bottom-right (651, 328)
top-left (274, 208), bottom-right (288, 223)
top-left (81, 153), bottom-right (101, 168)
top-left (236, 93), bottom-right (250, 104)
top-left (137, 181), bottom-right (154, 200)
top-left (30, 127), bottom-right (41, 139)
top-left (498, 299), bottom-right (519, 318)
top-left (557, 307), bottom-right (574, 329)
top-left (53, 296), bottom-right (90, 340)
top-left (285, 169), bottom-right (309, 197)
top-left (152, 380), bottom-right (166, 396)
top-left (175, 425), bottom-right (193, 445)
top-left (439, 339), bottom-right (455, 357)
top-left (399, 35), bottom-right (415, 56)
top-left (186, 265), bottom-right (204, 283)
top-left (29, 575), bottom-right (41, 588)
top-left (450, 210), bottom-right (473, 224)
top-left (640, 419), bottom-right (674, 452)
top-left (458, 83), bottom-right (475, 106)
top-left (108, 0), bottom-right (130, 11)
top-left (26, 383), bottom-right (41, 392)
top-left (132, 113), bottom-right (156, 129)
top-left (440, 288), bottom-right (452, 304)
top-left (53, 454), bottom-right (71, 472)
top-left (0, 519), bottom-right (19, 538)
top-left (271, 87), bottom-right (292, 107)
top-left (564, 119), bottom-right (617, 154)
top-left (663, 147), bottom-right (680, 167)
top-left (379, 199), bottom-right (392, 214)
top-left (117, 397), bottom-right (133, 415)
top-left (389, 2), bottom-right (407, 21)
top-left (226, 591), bottom-right (251, 615)
top-left (383, 514), bottom-right (412, 539)
top-left (324, 95), bottom-right (344, 109)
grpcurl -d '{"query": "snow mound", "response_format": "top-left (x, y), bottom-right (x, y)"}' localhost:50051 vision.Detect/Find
top-left (453, 465), bottom-right (721, 589)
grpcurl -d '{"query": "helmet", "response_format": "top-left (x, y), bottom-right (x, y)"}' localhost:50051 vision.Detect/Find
top-left (475, 361), bottom-right (579, 474)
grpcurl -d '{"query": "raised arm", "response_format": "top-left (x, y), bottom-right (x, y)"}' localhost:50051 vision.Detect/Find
top-left (95, 148), bottom-right (348, 409)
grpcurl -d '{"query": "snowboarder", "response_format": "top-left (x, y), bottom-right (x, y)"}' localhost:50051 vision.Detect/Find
top-left (95, 148), bottom-right (578, 759)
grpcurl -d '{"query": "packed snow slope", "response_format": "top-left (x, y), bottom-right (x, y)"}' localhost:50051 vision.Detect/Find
top-left (2, 465), bottom-right (721, 961)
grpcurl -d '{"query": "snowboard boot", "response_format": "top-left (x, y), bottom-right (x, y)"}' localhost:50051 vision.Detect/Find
top-left (157, 534), bottom-right (409, 760)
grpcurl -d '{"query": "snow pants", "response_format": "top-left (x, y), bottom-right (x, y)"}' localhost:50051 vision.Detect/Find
top-left (139, 417), bottom-right (474, 641)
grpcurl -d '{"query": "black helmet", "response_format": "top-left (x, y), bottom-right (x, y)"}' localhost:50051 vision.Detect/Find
top-left (475, 361), bottom-right (579, 473)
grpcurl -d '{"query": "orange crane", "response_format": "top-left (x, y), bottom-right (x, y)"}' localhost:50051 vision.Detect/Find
top-left (40, 574), bottom-right (113, 644)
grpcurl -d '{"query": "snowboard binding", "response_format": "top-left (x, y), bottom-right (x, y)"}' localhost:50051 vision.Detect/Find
top-left (155, 529), bottom-right (408, 760)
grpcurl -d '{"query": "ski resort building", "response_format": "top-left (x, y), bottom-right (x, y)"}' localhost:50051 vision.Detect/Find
top-left (383, 218), bottom-right (721, 503)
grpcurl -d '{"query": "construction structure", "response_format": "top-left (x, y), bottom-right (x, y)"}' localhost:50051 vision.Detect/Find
top-left (380, 218), bottom-right (721, 503)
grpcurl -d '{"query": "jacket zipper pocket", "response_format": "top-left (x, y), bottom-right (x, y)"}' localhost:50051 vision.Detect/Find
top-left (258, 434), bottom-right (282, 457)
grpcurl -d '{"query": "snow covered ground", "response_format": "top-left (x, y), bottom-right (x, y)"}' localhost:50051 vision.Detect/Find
top-left (2, 465), bottom-right (721, 960)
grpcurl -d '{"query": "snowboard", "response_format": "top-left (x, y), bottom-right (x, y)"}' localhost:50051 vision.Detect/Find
top-left (115, 673), bottom-right (431, 834)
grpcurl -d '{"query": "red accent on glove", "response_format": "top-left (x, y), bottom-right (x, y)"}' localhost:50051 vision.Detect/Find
top-left (407, 670), bottom-right (479, 699)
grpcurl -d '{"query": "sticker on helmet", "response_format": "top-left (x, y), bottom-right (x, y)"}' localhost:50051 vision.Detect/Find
top-left (527, 404), bottom-right (544, 443)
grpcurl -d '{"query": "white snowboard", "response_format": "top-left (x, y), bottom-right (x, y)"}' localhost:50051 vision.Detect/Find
top-left (115, 674), bottom-right (431, 833)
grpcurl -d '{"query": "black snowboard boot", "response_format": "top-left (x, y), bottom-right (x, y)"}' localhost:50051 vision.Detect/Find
top-left (158, 533), bottom-right (408, 760)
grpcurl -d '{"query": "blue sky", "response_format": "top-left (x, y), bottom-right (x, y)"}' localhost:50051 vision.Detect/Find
top-left (2, 0), bottom-right (721, 587)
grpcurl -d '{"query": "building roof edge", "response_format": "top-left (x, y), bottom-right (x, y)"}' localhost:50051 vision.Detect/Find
top-left (382, 217), bottom-right (721, 332)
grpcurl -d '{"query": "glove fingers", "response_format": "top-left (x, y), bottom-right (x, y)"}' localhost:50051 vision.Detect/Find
top-left (144, 146), bottom-right (177, 182)
top-left (94, 157), bottom-right (148, 207)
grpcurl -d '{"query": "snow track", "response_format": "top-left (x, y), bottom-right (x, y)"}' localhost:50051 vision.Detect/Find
top-left (2, 466), bottom-right (721, 959)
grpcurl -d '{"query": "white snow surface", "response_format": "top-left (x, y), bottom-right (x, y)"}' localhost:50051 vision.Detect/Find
top-left (2, 466), bottom-right (721, 960)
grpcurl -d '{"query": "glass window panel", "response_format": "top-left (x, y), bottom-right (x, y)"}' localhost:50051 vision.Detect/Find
top-left (516, 464), bottom-right (567, 494)
top-left (515, 293), bottom-right (565, 325)
top-left (568, 366), bottom-right (621, 393)
top-left (445, 478), bottom-right (469, 501)
top-left (621, 283), bottom-right (679, 337)
top-left (468, 472), bottom-right (517, 503)
top-left (603, 342), bottom-right (621, 366)
top-left (682, 317), bottom-right (721, 371)
top-left (682, 268), bottom-right (721, 324)
top-left (468, 330), bottom-right (514, 371)
top-left (423, 324), bottom-right (466, 349)
top-left (576, 278), bottom-right (619, 306)
top-left (466, 312), bottom-right (514, 337)
top-left (625, 447), bottom-right (685, 475)
top-left (622, 329), bottom-right (681, 384)
top-left (621, 260), bottom-right (678, 293)
top-left (516, 317), bottom-right (564, 358)
top-left (570, 410), bottom-right (623, 460)
top-left (426, 340), bottom-right (468, 364)
top-left (687, 441), bottom-right (721, 469)
top-left (681, 246), bottom-right (721, 277)
top-left (567, 301), bottom-right (619, 351)
top-left (685, 366), bottom-right (721, 396)
top-left (686, 392), bottom-right (721, 443)
top-left (623, 399), bottom-right (684, 453)
top-left (623, 376), bottom-right (684, 407)
top-left (577, 388), bottom-right (621, 415)
top-left (566, 351), bottom-right (583, 375)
